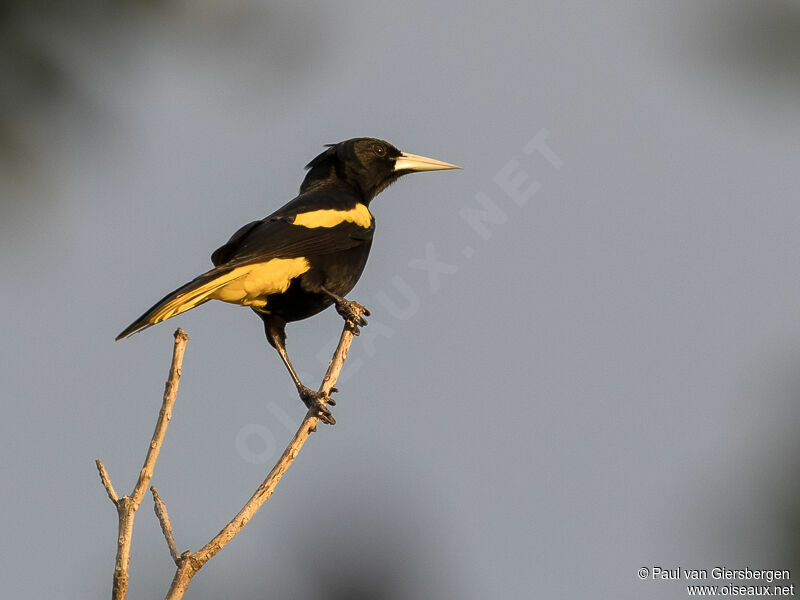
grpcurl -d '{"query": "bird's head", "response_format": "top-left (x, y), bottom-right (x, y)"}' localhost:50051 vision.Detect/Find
top-left (301, 137), bottom-right (461, 201)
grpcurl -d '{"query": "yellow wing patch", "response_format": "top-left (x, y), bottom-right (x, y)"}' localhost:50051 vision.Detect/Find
top-left (292, 203), bottom-right (372, 229)
top-left (211, 257), bottom-right (311, 307)
top-left (147, 257), bottom-right (311, 324)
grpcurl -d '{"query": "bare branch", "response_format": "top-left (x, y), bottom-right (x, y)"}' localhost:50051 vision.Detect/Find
top-left (96, 459), bottom-right (119, 505)
top-left (132, 328), bottom-right (189, 507)
top-left (164, 310), bottom-right (365, 600)
top-left (96, 328), bottom-right (189, 600)
top-left (151, 486), bottom-right (180, 564)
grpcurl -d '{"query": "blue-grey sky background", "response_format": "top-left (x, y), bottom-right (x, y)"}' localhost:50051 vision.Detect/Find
top-left (2, 1), bottom-right (799, 598)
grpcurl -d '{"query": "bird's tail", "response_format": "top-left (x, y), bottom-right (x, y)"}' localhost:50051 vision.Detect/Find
top-left (116, 266), bottom-right (240, 340)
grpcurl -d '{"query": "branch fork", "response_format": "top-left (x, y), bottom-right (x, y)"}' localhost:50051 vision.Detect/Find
top-left (96, 304), bottom-right (364, 600)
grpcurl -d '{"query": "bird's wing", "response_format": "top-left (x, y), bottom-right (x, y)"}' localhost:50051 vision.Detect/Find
top-left (211, 220), bottom-right (263, 266)
top-left (211, 212), bottom-right (374, 268)
top-left (117, 213), bottom-right (374, 340)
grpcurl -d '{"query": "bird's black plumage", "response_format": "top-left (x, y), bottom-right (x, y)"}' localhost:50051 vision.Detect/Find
top-left (117, 137), bottom-right (460, 422)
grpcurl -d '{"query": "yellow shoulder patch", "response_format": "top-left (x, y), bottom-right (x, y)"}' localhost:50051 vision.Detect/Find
top-left (293, 203), bottom-right (372, 229)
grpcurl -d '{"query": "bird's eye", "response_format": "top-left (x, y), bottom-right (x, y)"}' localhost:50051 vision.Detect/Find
top-left (371, 143), bottom-right (386, 157)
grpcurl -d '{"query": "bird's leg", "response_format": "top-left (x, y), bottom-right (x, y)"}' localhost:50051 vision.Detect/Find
top-left (274, 340), bottom-right (337, 425)
top-left (265, 319), bottom-right (336, 425)
top-left (320, 286), bottom-right (370, 334)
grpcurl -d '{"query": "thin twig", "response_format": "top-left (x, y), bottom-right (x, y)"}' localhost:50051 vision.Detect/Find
top-left (164, 314), bottom-right (364, 600)
top-left (132, 329), bottom-right (189, 507)
top-left (96, 329), bottom-right (189, 600)
top-left (151, 486), bottom-right (180, 564)
top-left (96, 459), bottom-right (119, 505)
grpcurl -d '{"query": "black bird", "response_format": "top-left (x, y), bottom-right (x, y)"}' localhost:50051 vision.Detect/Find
top-left (117, 137), bottom-right (460, 423)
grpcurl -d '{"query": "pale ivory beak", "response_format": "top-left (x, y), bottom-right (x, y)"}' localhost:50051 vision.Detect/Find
top-left (394, 152), bottom-right (462, 172)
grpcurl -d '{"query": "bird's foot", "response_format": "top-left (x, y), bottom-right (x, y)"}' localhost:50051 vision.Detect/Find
top-left (298, 385), bottom-right (336, 425)
top-left (334, 299), bottom-right (370, 335)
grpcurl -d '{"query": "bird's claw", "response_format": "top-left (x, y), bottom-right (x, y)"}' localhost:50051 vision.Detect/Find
top-left (327, 387), bottom-right (339, 406)
top-left (298, 385), bottom-right (336, 425)
top-left (335, 299), bottom-right (370, 333)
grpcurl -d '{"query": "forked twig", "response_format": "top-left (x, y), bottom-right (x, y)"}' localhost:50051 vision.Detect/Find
top-left (97, 307), bottom-right (363, 599)
top-left (96, 329), bottom-right (189, 600)
top-left (163, 315), bottom-right (364, 600)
